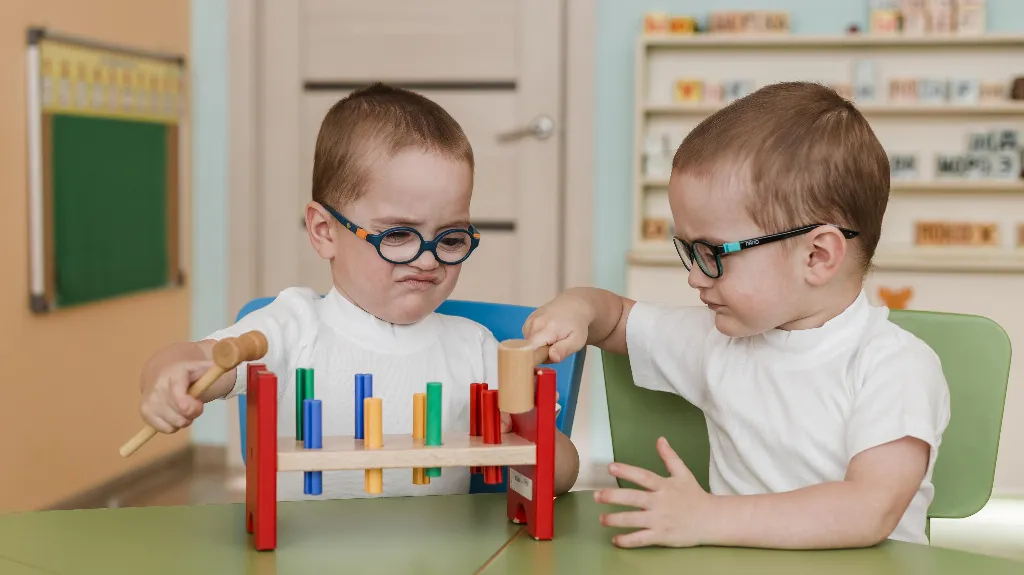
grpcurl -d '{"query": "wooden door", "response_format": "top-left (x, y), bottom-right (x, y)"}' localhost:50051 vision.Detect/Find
top-left (258, 0), bottom-right (564, 307)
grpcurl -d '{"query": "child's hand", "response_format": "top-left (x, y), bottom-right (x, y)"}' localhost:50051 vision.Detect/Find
top-left (595, 437), bottom-right (715, 548)
top-left (140, 360), bottom-right (214, 434)
top-left (522, 292), bottom-right (595, 363)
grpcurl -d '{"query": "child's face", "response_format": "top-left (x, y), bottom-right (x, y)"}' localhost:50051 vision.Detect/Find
top-left (669, 169), bottom-right (808, 337)
top-left (309, 148), bottom-right (473, 324)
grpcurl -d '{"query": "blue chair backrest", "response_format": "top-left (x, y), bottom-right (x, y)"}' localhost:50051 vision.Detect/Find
top-left (234, 296), bottom-right (586, 494)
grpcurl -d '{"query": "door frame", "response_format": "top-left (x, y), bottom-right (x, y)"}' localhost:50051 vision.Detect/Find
top-left (224, 0), bottom-right (595, 468)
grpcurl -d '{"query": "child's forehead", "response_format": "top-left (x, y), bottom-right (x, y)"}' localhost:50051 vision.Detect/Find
top-left (670, 168), bottom-right (758, 240)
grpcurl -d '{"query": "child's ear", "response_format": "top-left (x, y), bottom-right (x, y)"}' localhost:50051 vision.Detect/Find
top-left (803, 226), bottom-right (848, 286)
top-left (306, 202), bottom-right (337, 259)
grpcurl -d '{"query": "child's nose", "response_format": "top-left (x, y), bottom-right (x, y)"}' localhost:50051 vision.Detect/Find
top-left (687, 262), bottom-right (713, 289)
top-left (410, 249), bottom-right (439, 270)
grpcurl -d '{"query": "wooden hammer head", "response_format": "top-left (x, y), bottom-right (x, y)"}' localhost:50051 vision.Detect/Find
top-left (497, 339), bottom-right (550, 414)
top-left (212, 331), bottom-right (268, 369)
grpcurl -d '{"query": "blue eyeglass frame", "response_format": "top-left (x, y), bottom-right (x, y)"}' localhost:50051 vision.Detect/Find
top-left (320, 202), bottom-right (481, 265)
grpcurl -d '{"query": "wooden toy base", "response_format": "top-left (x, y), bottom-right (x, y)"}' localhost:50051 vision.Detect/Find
top-left (244, 364), bottom-right (558, 550)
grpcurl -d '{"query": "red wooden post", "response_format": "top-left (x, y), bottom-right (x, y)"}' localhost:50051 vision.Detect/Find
top-left (246, 367), bottom-right (278, 551)
top-left (482, 389), bottom-right (502, 484)
top-left (255, 370), bottom-right (278, 550)
top-left (506, 367), bottom-right (556, 540)
top-left (244, 363), bottom-right (265, 535)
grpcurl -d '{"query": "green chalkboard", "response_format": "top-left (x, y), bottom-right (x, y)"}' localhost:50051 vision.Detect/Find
top-left (49, 114), bottom-right (175, 307)
top-left (26, 29), bottom-right (186, 313)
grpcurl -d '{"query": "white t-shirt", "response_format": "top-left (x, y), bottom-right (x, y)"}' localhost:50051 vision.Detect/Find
top-left (205, 287), bottom-right (500, 500)
top-left (625, 290), bottom-right (950, 545)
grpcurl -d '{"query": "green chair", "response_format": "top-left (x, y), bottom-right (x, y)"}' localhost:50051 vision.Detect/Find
top-left (601, 309), bottom-right (1011, 536)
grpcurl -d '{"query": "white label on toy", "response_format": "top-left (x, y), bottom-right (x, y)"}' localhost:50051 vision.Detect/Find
top-left (509, 469), bottom-right (533, 501)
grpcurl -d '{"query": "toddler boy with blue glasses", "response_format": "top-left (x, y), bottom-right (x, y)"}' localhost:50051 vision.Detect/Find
top-left (524, 82), bottom-right (949, 549)
top-left (136, 83), bottom-right (579, 499)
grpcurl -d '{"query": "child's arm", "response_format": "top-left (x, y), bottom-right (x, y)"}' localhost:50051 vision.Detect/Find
top-left (523, 287), bottom-right (636, 362)
top-left (597, 436), bottom-right (929, 549)
top-left (137, 340), bottom-right (236, 433)
top-left (553, 429), bottom-right (581, 495)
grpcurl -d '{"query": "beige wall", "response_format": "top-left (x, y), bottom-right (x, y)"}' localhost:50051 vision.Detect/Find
top-left (0, 0), bottom-right (191, 511)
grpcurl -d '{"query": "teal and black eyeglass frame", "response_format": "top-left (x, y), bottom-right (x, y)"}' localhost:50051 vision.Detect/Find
top-left (673, 223), bottom-right (860, 279)
top-left (320, 202), bottom-right (481, 265)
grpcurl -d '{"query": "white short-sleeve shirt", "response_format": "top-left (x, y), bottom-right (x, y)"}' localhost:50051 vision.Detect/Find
top-left (205, 287), bottom-right (500, 500)
top-left (625, 290), bottom-right (950, 544)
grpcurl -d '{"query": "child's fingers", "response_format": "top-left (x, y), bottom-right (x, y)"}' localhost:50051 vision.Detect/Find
top-left (594, 487), bottom-right (651, 509)
top-left (607, 461), bottom-right (665, 492)
top-left (600, 510), bottom-right (649, 529)
top-left (612, 528), bottom-right (659, 549)
top-left (499, 412), bottom-right (513, 433)
top-left (655, 437), bottom-right (691, 479)
top-left (182, 359), bottom-right (216, 379)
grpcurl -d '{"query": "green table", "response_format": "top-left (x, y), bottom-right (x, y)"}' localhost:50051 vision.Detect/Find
top-left (0, 491), bottom-right (1020, 574)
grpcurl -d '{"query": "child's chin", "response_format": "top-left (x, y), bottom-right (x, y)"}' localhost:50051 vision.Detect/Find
top-left (713, 314), bottom-right (758, 338)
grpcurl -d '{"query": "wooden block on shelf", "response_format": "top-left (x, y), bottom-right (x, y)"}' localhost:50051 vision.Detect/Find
top-left (674, 80), bottom-right (704, 102)
top-left (642, 217), bottom-right (671, 241)
top-left (955, 0), bottom-right (986, 36)
top-left (917, 79), bottom-right (949, 104)
top-left (669, 16), bottom-right (697, 34)
top-left (277, 432), bottom-right (537, 472)
top-left (889, 153), bottom-right (919, 180)
top-left (1018, 223), bottom-right (1024, 247)
top-left (704, 82), bottom-right (723, 103)
top-left (870, 9), bottom-right (901, 34)
top-left (925, 0), bottom-right (955, 33)
top-left (979, 82), bottom-right (1006, 102)
top-left (901, 0), bottom-right (928, 35)
top-left (889, 79), bottom-right (919, 102)
top-left (949, 79), bottom-right (980, 104)
top-left (914, 221), bottom-right (999, 246)
top-left (643, 12), bottom-right (671, 34)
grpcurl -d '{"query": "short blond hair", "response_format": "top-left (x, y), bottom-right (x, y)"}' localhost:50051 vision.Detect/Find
top-left (672, 81), bottom-right (889, 271)
top-left (312, 82), bottom-right (474, 208)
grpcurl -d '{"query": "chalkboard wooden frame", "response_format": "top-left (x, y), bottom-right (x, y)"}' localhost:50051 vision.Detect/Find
top-left (26, 28), bottom-right (187, 313)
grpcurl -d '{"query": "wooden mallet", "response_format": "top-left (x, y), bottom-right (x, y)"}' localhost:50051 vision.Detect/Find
top-left (497, 339), bottom-right (551, 414)
top-left (119, 331), bottom-right (269, 458)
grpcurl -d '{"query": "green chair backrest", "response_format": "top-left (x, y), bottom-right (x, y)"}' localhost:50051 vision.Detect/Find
top-left (602, 309), bottom-right (1011, 520)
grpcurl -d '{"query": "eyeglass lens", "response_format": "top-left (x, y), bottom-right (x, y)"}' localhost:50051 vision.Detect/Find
top-left (379, 229), bottom-right (473, 263)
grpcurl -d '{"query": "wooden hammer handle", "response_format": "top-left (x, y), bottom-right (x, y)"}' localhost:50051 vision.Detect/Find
top-left (119, 331), bottom-right (268, 458)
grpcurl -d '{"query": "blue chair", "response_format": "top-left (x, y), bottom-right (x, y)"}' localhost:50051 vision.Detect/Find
top-left (235, 296), bottom-right (586, 494)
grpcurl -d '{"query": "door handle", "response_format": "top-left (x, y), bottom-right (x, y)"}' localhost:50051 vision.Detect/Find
top-left (497, 114), bottom-right (555, 142)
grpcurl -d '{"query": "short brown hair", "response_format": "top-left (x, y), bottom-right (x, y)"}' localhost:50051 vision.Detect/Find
top-left (312, 82), bottom-right (474, 208)
top-left (672, 81), bottom-right (889, 271)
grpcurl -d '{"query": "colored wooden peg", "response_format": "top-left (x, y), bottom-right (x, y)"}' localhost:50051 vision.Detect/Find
top-left (355, 373), bottom-right (372, 439)
top-left (295, 368), bottom-right (314, 441)
top-left (303, 399), bottom-right (322, 495)
top-left (412, 392), bottom-right (429, 485)
top-left (425, 382), bottom-right (442, 478)
top-left (469, 382), bottom-right (487, 475)
top-left (482, 389), bottom-right (502, 484)
top-left (364, 397), bottom-right (383, 494)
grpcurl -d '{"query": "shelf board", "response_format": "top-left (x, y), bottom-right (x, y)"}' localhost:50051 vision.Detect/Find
top-left (642, 33), bottom-right (1024, 49)
top-left (628, 244), bottom-right (1024, 273)
top-left (645, 102), bottom-right (1024, 116)
top-left (891, 180), bottom-right (1024, 192)
top-left (640, 179), bottom-right (1024, 192)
